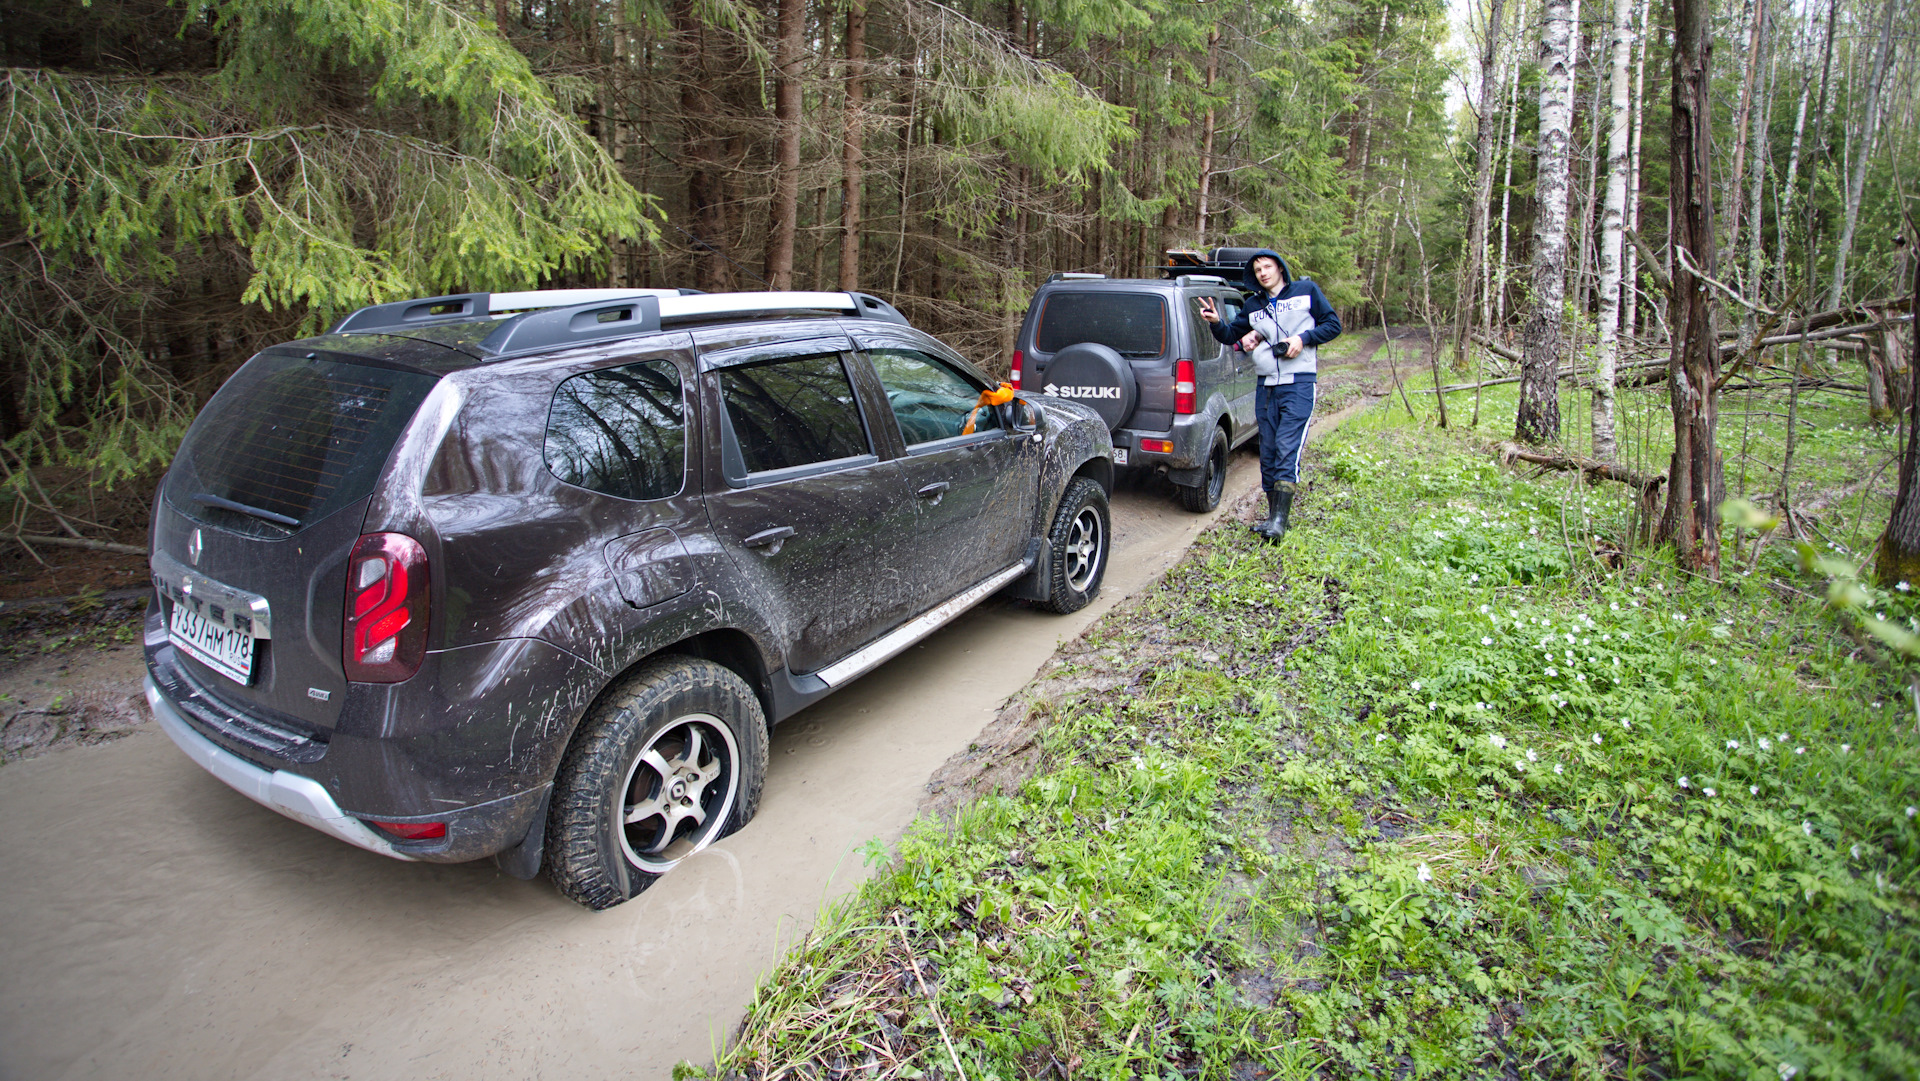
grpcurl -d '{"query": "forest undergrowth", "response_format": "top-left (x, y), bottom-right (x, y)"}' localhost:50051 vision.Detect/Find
top-left (688, 383), bottom-right (1920, 1081)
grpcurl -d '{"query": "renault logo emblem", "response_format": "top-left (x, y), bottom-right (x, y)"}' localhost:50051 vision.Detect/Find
top-left (188, 529), bottom-right (203, 566)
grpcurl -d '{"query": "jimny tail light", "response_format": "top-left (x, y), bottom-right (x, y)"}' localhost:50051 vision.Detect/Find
top-left (1009, 349), bottom-right (1024, 389)
top-left (344, 532), bottom-right (429, 682)
top-left (1174, 359), bottom-right (1197, 414)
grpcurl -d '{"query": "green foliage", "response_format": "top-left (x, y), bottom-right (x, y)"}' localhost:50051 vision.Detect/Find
top-left (699, 387), bottom-right (1920, 1079)
top-left (1, 0), bottom-right (657, 485)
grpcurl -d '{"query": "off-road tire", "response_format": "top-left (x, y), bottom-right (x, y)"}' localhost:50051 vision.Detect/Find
top-left (1177, 427), bottom-right (1229, 513)
top-left (1040, 477), bottom-right (1110, 614)
top-left (547, 656), bottom-right (767, 910)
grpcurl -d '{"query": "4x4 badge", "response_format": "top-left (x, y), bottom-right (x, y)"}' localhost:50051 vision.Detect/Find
top-left (188, 529), bottom-right (203, 566)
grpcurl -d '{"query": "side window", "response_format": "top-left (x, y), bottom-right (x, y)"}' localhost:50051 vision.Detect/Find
top-left (869, 348), bottom-right (999, 446)
top-left (544, 359), bottom-right (686, 500)
top-left (1187, 297), bottom-right (1223, 360)
top-left (716, 353), bottom-right (870, 475)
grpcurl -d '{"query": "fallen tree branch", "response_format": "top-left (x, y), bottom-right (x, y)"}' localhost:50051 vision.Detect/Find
top-left (1470, 333), bottom-right (1520, 363)
top-left (1494, 442), bottom-right (1665, 492)
top-left (5, 532), bottom-right (146, 556)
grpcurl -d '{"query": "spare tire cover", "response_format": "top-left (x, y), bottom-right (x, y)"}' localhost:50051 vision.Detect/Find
top-left (1041, 342), bottom-right (1138, 429)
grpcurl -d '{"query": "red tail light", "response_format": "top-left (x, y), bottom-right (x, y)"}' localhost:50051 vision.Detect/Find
top-left (1009, 349), bottom-right (1023, 389)
top-left (1174, 359), bottom-right (1197, 414)
top-left (368, 820), bottom-right (447, 841)
top-left (344, 532), bottom-right (429, 683)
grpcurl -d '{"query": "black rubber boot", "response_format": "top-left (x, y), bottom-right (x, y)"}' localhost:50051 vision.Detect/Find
top-left (1252, 485), bottom-right (1294, 540)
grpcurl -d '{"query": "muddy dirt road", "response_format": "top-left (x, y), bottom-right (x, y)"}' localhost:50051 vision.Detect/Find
top-left (0, 447), bottom-right (1310, 1081)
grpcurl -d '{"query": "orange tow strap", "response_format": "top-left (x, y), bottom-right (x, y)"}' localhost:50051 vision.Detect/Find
top-left (961, 382), bottom-right (1017, 435)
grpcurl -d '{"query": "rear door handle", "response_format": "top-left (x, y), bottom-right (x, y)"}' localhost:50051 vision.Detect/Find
top-left (743, 526), bottom-right (795, 555)
top-left (916, 482), bottom-right (950, 501)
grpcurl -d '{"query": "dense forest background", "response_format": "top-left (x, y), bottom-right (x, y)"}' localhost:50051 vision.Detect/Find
top-left (0, 0), bottom-right (1915, 500)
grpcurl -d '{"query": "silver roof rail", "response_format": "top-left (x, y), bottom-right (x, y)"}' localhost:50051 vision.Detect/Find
top-left (329, 289), bottom-right (909, 352)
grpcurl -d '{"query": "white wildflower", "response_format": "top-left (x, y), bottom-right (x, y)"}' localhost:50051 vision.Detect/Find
top-left (1898, 582), bottom-right (1911, 592)
top-left (1907, 806), bottom-right (1916, 819)
top-left (1677, 776), bottom-right (1690, 789)
top-left (1726, 740), bottom-right (1739, 749)
top-left (1592, 733), bottom-right (1604, 745)
top-left (1850, 844), bottom-right (1863, 859)
top-left (1411, 681), bottom-right (1422, 691)
top-left (1759, 738), bottom-right (1771, 751)
top-left (1553, 763), bottom-right (1564, 775)
top-left (1513, 760), bottom-right (1526, 772)
top-left (1375, 733), bottom-right (1389, 744)
top-left (1703, 787), bottom-right (1716, 797)
top-left (1545, 667), bottom-right (1558, 677)
top-left (1795, 747), bottom-right (1806, 755)
top-left (1482, 636), bottom-right (1493, 646)
top-left (1779, 1063), bottom-right (1798, 1081)
top-left (1840, 743), bottom-right (1851, 753)
top-left (1417, 863), bottom-right (1433, 883)
top-left (1489, 734), bottom-right (1508, 749)
top-left (1803, 821), bottom-right (1814, 837)
top-left (1526, 749), bottom-right (1539, 762)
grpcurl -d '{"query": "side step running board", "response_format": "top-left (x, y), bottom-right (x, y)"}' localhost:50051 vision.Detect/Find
top-left (814, 561), bottom-right (1030, 687)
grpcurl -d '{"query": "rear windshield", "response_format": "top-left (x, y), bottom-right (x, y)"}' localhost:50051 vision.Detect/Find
top-left (164, 352), bottom-right (440, 535)
top-left (1033, 293), bottom-right (1168, 357)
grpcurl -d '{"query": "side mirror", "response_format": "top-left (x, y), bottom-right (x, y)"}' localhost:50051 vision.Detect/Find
top-left (1004, 397), bottom-right (1039, 431)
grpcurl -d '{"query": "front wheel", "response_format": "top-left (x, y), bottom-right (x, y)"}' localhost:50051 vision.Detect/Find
top-left (547, 657), bottom-right (768, 910)
top-left (1041, 477), bottom-right (1110, 614)
top-left (1177, 428), bottom-right (1229, 513)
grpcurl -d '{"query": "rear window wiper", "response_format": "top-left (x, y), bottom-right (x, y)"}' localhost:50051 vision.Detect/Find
top-left (192, 492), bottom-right (301, 529)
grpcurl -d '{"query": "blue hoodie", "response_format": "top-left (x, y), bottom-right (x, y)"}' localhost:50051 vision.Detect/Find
top-left (1208, 248), bottom-right (1341, 385)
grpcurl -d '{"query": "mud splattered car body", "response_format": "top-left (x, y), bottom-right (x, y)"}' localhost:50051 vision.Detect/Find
top-left (145, 290), bottom-right (1113, 907)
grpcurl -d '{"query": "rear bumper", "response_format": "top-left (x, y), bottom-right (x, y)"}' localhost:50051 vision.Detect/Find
top-left (147, 675), bottom-right (416, 861)
top-left (1116, 410), bottom-right (1218, 478)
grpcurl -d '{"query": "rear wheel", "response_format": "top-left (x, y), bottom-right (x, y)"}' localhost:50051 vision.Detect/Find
top-left (547, 657), bottom-right (767, 910)
top-left (1041, 477), bottom-right (1110, 614)
top-left (1178, 428), bottom-right (1229, 513)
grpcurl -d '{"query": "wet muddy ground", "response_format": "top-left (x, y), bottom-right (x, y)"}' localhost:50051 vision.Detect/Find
top-left (0, 333), bottom-right (1399, 1081)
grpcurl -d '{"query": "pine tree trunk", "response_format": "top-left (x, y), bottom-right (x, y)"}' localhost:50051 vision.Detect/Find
top-left (763, 0), bottom-right (805, 290)
top-left (838, 0), bottom-right (867, 291)
top-left (1594, 0), bottom-right (1634, 461)
top-left (1515, 0), bottom-right (1579, 445)
top-left (1195, 25), bottom-right (1220, 240)
top-left (677, 0), bottom-right (728, 292)
top-left (1452, 0), bottom-right (1506, 372)
top-left (1876, 237), bottom-right (1920, 586)
top-left (1656, 0), bottom-right (1724, 576)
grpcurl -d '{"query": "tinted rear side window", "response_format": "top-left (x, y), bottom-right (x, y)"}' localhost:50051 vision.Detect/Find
top-left (1033, 293), bottom-right (1168, 357)
top-left (545, 360), bottom-right (686, 500)
top-left (717, 353), bottom-right (869, 475)
top-left (164, 352), bottom-right (438, 534)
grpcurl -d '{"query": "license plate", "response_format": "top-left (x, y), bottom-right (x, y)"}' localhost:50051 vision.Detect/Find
top-left (169, 602), bottom-right (257, 685)
top-left (1113, 448), bottom-right (1130, 466)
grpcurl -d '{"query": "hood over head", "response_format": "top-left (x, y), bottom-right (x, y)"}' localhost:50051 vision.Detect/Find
top-left (1240, 248), bottom-right (1293, 293)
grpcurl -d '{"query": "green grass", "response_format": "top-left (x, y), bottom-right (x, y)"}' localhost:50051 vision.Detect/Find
top-left (688, 382), bottom-right (1920, 1081)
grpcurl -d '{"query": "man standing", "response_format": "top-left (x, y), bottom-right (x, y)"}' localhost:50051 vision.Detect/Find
top-left (1200, 248), bottom-right (1341, 540)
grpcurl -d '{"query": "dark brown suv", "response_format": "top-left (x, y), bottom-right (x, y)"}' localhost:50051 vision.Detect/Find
top-left (145, 289), bottom-right (1114, 908)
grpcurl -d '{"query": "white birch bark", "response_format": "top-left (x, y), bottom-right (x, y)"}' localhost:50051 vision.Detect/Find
top-left (1593, 0), bottom-right (1634, 461)
top-left (1493, 45), bottom-right (1522, 330)
top-left (1516, 0), bottom-right (1580, 444)
top-left (1828, 0), bottom-right (1901, 307)
top-left (1622, 0), bottom-right (1649, 337)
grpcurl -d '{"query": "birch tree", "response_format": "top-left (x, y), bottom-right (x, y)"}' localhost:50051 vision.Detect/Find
top-left (1827, 0), bottom-right (1901, 307)
top-left (1449, 0), bottom-right (1506, 372)
top-left (1592, 0), bottom-right (1635, 461)
top-left (1515, 0), bottom-right (1579, 444)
